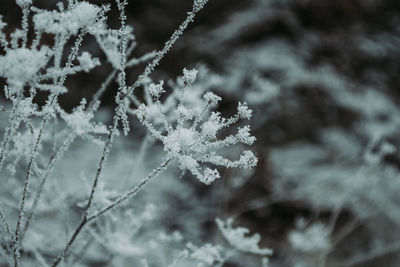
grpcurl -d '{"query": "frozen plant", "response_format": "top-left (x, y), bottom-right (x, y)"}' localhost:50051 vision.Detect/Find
top-left (134, 69), bottom-right (258, 185)
top-left (0, 0), bottom-right (262, 266)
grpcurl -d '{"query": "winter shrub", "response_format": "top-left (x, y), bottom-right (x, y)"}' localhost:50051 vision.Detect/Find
top-left (0, 1), bottom-right (270, 266)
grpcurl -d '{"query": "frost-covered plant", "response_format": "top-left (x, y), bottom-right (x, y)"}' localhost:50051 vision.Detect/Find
top-left (134, 69), bottom-right (257, 185)
top-left (0, 0), bottom-right (264, 266)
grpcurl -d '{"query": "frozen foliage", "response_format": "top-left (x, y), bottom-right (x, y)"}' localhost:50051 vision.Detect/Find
top-left (0, 0), bottom-right (264, 266)
top-left (135, 69), bottom-right (257, 185)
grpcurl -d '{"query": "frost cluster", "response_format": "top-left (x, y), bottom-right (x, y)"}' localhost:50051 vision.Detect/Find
top-left (0, 47), bottom-right (51, 89)
top-left (135, 69), bottom-right (258, 185)
top-left (33, 2), bottom-right (103, 35)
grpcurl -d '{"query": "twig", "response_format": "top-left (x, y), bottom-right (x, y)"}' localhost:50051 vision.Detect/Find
top-left (50, 157), bottom-right (172, 267)
top-left (13, 124), bottom-right (44, 267)
top-left (21, 133), bottom-right (76, 240)
top-left (88, 157), bottom-right (172, 221)
top-left (50, 1), bottom-right (207, 265)
top-left (22, 59), bottom-right (116, 240)
top-left (13, 30), bottom-right (87, 267)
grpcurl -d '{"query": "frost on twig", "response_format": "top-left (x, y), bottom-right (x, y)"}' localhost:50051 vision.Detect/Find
top-left (135, 68), bottom-right (258, 185)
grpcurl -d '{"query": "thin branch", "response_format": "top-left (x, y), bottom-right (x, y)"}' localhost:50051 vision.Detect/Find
top-left (88, 157), bottom-right (172, 221)
top-left (89, 70), bottom-right (117, 109)
top-left (123, 9), bottom-right (198, 100)
top-left (332, 218), bottom-right (361, 246)
top-left (84, 125), bottom-right (115, 217)
top-left (21, 133), bottom-right (76, 240)
top-left (13, 29), bottom-right (87, 267)
top-left (84, 0), bottom-right (130, 214)
top-left (20, 4), bottom-right (31, 48)
top-left (50, 216), bottom-right (87, 267)
top-left (22, 59), bottom-right (116, 241)
top-left (51, 157), bottom-right (171, 267)
top-left (69, 235), bottom-right (94, 266)
top-left (13, 124), bottom-right (44, 267)
top-left (126, 50), bottom-right (157, 68)
top-left (49, 2), bottom-right (207, 265)
top-left (0, 95), bottom-right (23, 171)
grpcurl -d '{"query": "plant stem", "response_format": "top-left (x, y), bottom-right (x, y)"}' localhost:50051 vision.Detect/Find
top-left (51, 157), bottom-right (171, 267)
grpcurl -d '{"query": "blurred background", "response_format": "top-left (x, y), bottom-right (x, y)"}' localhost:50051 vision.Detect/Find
top-left (2, 0), bottom-right (400, 266)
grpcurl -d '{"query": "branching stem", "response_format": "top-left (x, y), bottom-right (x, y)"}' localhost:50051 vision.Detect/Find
top-left (51, 157), bottom-right (172, 267)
